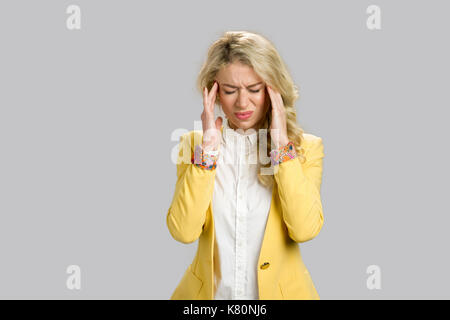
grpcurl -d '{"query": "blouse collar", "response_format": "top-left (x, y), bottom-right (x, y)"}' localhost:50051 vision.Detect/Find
top-left (221, 118), bottom-right (258, 155)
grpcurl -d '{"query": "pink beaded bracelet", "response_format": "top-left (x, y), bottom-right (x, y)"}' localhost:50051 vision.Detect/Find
top-left (270, 141), bottom-right (297, 166)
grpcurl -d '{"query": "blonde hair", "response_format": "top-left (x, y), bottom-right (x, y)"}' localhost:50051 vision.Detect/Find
top-left (196, 30), bottom-right (306, 188)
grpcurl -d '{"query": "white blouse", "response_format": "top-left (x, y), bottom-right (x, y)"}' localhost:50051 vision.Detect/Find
top-left (211, 119), bottom-right (273, 300)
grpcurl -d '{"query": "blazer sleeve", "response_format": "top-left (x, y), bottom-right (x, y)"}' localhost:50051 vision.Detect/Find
top-left (166, 132), bottom-right (217, 244)
top-left (273, 136), bottom-right (325, 243)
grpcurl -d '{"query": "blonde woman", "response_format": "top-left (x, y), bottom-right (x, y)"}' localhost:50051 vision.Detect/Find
top-left (167, 31), bottom-right (325, 300)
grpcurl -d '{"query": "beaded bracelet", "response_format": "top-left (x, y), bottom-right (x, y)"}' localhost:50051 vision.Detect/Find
top-left (269, 141), bottom-right (297, 166)
top-left (191, 144), bottom-right (219, 170)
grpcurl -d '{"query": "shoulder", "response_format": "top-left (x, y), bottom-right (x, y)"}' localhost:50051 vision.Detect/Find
top-left (301, 132), bottom-right (324, 159)
top-left (302, 132), bottom-right (323, 144)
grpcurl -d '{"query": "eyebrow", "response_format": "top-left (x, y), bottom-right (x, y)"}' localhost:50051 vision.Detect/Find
top-left (222, 81), bottom-right (263, 89)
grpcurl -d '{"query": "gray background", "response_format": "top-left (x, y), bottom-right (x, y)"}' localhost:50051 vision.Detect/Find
top-left (0, 0), bottom-right (449, 299)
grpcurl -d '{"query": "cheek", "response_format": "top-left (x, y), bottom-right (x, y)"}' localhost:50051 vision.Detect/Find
top-left (220, 93), bottom-right (235, 107)
top-left (256, 92), bottom-right (267, 107)
top-left (219, 95), bottom-right (234, 114)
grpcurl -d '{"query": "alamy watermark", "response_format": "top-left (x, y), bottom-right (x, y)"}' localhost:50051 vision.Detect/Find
top-left (170, 121), bottom-right (292, 176)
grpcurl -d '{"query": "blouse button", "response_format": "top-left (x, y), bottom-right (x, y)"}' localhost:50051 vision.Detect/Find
top-left (260, 262), bottom-right (270, 270)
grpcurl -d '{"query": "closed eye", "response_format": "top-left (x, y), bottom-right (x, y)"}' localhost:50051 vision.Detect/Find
top-left (224, 89), bottom-right (260, 95)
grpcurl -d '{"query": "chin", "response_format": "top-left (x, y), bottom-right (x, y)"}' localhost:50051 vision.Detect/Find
top-left (239, 122), bottom-right (256, 131)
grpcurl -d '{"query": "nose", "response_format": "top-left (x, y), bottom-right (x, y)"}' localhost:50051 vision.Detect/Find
top-left (236, 90), bottom-right (250, 109)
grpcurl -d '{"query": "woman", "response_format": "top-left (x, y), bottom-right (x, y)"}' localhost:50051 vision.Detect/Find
top-left (167, 31), bottom-right (325, 300)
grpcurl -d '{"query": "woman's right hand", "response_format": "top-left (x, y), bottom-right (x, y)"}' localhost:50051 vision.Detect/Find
top-left (201, 81), bottom-right (223, 152)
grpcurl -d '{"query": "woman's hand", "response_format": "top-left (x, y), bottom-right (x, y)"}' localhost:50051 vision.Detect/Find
top-left (267, 85), bottom-right (289, 148)
top-left (201, 81), bottom-right (223, 152)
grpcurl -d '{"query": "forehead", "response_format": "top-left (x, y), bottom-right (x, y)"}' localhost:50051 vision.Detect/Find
top-left (216, 61), bottom-right (262, 84)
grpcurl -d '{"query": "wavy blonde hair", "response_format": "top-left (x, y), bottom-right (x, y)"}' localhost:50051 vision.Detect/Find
top-left (196, 30), bottom-right (306, 188)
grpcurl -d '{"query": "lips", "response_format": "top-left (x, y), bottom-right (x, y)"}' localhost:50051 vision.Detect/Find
top-left (235, 111), bottom-right (253, 120)
top-left (235, 111), bottom-right (253, 116)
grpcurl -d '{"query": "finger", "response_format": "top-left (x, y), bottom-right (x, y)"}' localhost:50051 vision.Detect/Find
top-left (203, 87), bottom-right (208, 109)
top-left (273, 89), bottom-right (284, 112)
top-left (267, 86), bottom-right (278, 112)
top-left (269, 85), bottom-right (282, 109)
top-left (275, 90), bottom-right (283, 109)
top-left (269, 86), bottom-right (283, 109)
top-left (204, 84), bottom-right (213, 112)
top-left (267, 85), bottom-right (274, 104)
top-left (208, 82), bottom-right (218, 107)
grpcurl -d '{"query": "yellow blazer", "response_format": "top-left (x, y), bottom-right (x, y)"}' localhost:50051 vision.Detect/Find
top-left (167, 125), bottom-right (324, 300)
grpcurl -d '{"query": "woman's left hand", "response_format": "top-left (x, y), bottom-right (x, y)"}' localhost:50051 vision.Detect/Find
top-left (267, 85), bottom-right (290, 148)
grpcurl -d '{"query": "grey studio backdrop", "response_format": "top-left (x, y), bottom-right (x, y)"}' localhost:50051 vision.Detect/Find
top-left (0, 0), bottom-right (449, 299)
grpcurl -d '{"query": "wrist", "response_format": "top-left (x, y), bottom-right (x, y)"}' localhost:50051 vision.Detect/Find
top-left (277, 136), bottom-right (290, 148)
top-left (191, 144), bottom-right (219, 170)
top-left (270, 141), bottom-right (297, 166)
top-left (201, 143), bottom-right (219, 153)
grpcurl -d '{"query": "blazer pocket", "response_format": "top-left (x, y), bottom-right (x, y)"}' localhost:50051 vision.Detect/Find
top-left (278, 274), bottom-right (305, 300)
top-left (279, 271), bottom-right (320, 300)
top-left (171, 265), bottom-right (203, 300)
top-left (278, 282), bottom-right (285, 300)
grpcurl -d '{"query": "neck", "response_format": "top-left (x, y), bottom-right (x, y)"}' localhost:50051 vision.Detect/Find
top-left (227, 117), bottom-right (266, 133)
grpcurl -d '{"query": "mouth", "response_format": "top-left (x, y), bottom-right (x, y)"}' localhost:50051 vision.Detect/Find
top-left (235, 111), bottom-right (253, 120)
